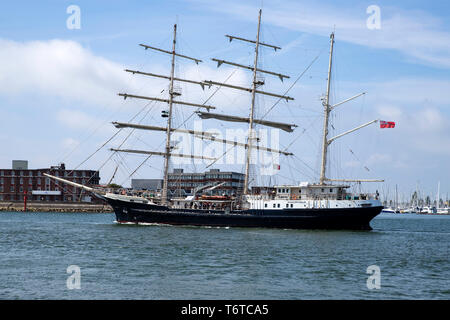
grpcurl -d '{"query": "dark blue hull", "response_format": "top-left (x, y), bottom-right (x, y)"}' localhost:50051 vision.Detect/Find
top-left (105, 197), bottom-right (383, 230)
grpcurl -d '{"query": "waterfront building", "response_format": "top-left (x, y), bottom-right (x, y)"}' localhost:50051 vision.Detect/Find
top-left (0, 161), bottom-right (100, 203)
top-left (167, 168), bottom-right (245, 197)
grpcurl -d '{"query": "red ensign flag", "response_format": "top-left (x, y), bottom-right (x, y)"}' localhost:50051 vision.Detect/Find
top-left (380, 120), bottom-right (395, 128)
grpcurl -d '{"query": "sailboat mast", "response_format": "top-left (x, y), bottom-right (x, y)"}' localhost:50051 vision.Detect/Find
top-left (395, 184), bottom-right (398, 209)
top-left (243, 9), bottom-right (262, 195)
top-left (319, 33), bottom-right (335, 185)
top-left (437, 181), bottom-right (440, 208)
top-left (161, 24), bottom-right (177, 205)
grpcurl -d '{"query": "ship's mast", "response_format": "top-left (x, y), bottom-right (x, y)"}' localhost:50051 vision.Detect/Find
top-left (317, 33), bottom-right (383, 185)
top-left (319, 33), bottom-right (334, 185)
top-left (243, 9), bottom-right (262, 195)
top-left (203, 9), bottom-right (294, 196)
top-left (161, 24), bottom-right (177, 205)
top-left (115, 24), bottom-right (214, 205)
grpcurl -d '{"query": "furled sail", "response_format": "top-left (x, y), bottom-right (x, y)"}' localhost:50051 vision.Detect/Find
top-left (196, 111), bottom-right (297, 132)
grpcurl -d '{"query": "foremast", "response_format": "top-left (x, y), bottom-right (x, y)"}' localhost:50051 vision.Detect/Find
top-left (115, 24), bottom-right (215, 205)
top-left (162, 24), bottom-right (177, 205)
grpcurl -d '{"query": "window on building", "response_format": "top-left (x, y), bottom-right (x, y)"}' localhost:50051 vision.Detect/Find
top-left (10, 186), bottom-right (14, 192)
top-left (330, 188), bottom-right (333, 193)
top-left (20, 178), bottom-right (23, 185)
top-left (11, 171), bottom-right (15, 176)
top-left (321, 188), bottom-right (324, 192)
top-left (19, 187), bottom-right (23, 192)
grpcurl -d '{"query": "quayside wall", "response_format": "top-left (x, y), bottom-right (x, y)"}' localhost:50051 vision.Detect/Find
top-left (0, 201), bottom-right (113, 213)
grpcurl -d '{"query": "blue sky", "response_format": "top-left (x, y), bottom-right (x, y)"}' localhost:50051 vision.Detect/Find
top-left (1, 0), bottom-right (449, 202)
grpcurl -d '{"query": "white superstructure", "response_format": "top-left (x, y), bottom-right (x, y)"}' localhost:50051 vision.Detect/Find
top-left (245, 183), bottom-right (381, 210)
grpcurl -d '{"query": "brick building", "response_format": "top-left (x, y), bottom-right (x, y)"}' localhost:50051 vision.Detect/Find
top-left (0, 161), bottom-right (100, 203)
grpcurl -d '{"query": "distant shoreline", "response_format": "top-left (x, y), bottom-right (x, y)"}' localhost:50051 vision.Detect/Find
top-left (0, 201), bottom-right (113, 213)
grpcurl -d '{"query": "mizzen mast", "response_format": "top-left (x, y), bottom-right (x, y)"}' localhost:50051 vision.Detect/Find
top-left (319, 32), bottom-right (335, 185)
top-left (318, 32), bottom-right (383, 185)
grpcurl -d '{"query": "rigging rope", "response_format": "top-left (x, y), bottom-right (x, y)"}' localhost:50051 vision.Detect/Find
top-left (260, 50), bottom-right (324, 121)
top-left (119, 69), bottom-right (239, 182)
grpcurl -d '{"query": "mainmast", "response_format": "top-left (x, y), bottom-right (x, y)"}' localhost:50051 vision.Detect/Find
top-left (319, 32), bottom-right (334, 185)
top-left (205, 9), bottom-right (294, 196)
top-left (243, 9), bottom-right (262, 195)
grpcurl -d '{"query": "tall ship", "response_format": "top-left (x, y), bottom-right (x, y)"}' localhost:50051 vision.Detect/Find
top-left (46, 10), bottom-right (385, 230)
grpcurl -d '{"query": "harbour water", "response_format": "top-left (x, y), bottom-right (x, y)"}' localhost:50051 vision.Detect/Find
top-left (0, 211), bottom-right (448, 300)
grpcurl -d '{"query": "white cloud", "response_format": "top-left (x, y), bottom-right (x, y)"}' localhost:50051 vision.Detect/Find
top-left (196, 0), bottom-right (450, 68)
top-left (0, 39), bottom-right (130, 106)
